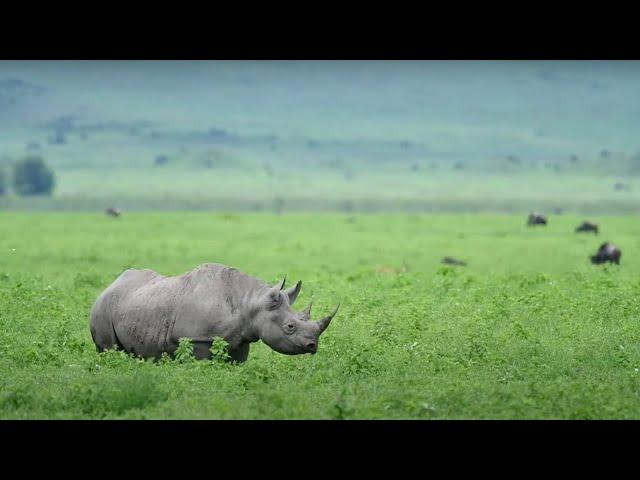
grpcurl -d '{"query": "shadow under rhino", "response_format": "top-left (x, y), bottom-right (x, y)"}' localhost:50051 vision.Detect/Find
top-left (90, 263), bottom-right (339, 363)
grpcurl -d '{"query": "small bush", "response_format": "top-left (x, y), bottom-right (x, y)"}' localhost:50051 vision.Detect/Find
top-left (0, 168), bottom-right (6, 195)
top-left (174, 338), bottom-right (195, 363)
top-left (13, 156), bottom-right (55, 196)
top-left (210, 337), bottom-right (231, 363)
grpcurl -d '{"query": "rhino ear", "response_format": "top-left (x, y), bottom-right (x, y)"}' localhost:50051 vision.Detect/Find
top-left (284, 280), bottom-right (302, 305)
top-left (273, 276), bottom-right (286, 290)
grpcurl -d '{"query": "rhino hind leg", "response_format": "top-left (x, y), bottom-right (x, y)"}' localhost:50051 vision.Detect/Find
top-left (90, 311), bottom-right (124, 352)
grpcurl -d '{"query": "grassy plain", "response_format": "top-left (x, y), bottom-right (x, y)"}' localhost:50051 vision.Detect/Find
top-left (2, 170), bottom-right (640, 214)
top-left (1, 212), bottom-right (640, 419)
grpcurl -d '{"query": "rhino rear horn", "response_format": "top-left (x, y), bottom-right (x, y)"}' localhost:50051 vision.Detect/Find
top-left (301, 302), bottom-right (312, 320)
top-left (284, 280), bottom-right (302, 305)
top-left (274, 276), bottom-right (286, 290)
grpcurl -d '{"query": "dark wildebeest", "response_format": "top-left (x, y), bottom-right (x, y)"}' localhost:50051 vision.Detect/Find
top-left (575, 221), bottom-right (598, 234)
top-left (442, 256), bottom-right (467, 266)
top-left (90, 263), bottom-right (339, 363)
top-left (590, 242), bottom-right (621, 265)
top-left (106, 207), bottom-right (121, 218)
top-left (527, 212), bottom-right (547, 226)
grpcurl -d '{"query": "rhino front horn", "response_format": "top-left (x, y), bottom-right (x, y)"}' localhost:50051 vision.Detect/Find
top-left (316, 303), bottom-right (340, 333)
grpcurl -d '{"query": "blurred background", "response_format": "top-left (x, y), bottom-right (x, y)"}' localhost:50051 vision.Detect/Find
top-left (1, 60), bottom-right (639, 214)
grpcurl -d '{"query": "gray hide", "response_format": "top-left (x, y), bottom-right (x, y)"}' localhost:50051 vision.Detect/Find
top-left (90, 263), bottom-right (339, 362)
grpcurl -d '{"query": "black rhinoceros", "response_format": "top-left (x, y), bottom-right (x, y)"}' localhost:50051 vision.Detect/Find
top-left (90, 263), bottom-right (339, 363)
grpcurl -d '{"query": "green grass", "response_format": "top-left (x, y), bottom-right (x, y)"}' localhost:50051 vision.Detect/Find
top-left (2, 170), bottom-right (640, 214)
top-left (1, 212), bottom-right (640, 419)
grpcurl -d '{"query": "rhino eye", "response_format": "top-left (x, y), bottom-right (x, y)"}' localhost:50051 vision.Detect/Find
top-left (284, 323), bottom-right (296, 334)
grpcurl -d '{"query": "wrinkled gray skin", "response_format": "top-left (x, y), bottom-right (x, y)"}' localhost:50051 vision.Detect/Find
top-left (576, 221), bottom-right (598, 234)
top-left (591, 242), bottom-right (621, 265)
top-left (527, 212), bottom-right (547, 226)
top-left (90, 263), bottom-right (339, 362)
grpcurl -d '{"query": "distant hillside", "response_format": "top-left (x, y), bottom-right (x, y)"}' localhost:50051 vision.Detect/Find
top-left (2, 61), bottom-right (640, 213)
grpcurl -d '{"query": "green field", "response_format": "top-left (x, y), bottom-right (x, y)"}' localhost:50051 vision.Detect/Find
top-left (2, 170), bottom-right (640, 214)
top-left (1, 212), bottom-right (640, 419)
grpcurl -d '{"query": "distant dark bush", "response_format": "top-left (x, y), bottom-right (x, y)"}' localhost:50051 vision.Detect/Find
top-left (48, 130), bottom-right (66, 145)
top-left (154, 155), bottom-right (169, 166)
top-left (13, 156), bottom-right (55, 196)
top-left (453, 161), bottom-right (465, 170)
top-left (0, 168), bottom-right (6, 195)
top-left (200, 158), bottom-right (214, 169)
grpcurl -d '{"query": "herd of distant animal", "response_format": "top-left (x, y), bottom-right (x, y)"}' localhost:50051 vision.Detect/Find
top-left (95, 205), bottom-right (621, 362)
top-left (442, 211), bottom-right (621, 267)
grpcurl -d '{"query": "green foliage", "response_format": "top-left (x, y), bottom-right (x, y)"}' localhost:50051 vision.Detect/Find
top-left (2, 212), bottom-right (640, 419)
top-left (12, 156), bottom-right (55, 196)
top-left (174, 338), bottom-right (195, 363)
top-left (210, 337), bottom-right (231, 363)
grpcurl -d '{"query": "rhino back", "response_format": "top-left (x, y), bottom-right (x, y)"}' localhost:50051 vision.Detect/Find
top-left (90, 268), bottom-right (161, 353)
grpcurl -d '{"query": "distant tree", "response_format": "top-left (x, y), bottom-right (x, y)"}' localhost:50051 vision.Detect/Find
top-left (48, 129), bottom-right (66, 145)
top-left (154, 154), bottom-right (169, 166)
top-left (0, 168), bottom-right (6, 195)
top-left (13, 156), bottom-right (55, 196)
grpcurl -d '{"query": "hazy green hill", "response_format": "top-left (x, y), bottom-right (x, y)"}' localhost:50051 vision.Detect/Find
top-left (1, 61), bottom-right (640, 212)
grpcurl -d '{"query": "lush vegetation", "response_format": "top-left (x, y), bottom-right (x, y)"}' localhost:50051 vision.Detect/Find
top-left (1, 212), bottom-right (639, 419)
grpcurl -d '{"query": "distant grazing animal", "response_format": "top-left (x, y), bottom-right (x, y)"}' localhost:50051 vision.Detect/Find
top-left (106, 207), bottom-right (121, 218)
top-left (442, 256), bottom-right (467, 266)
top-left (575, 221), bottom-right (598, 234)
top-left (614, 182), bottom-right (630, 191)
top-left (590, 242), bottom-right (621, 265)
top-left (90, 263), bottom-right (339, 363)
top-left (527, 212), bottom-right (547, 226)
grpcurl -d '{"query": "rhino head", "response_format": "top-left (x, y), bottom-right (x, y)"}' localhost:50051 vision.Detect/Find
top-left (250, 278), bottom-right (339, 355)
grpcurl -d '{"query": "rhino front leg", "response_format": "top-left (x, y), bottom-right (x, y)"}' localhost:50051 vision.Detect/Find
top-left (191, 341), bottom-right (249, 363)
top-left (228, 343), bottom-right (250, 363)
